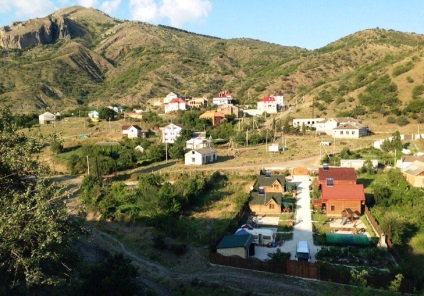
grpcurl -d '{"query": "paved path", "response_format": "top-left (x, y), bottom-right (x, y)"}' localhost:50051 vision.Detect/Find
top-left (254, 175), bottom-right (320, 262)
top-left (280, 175), bottom-right (319, 262)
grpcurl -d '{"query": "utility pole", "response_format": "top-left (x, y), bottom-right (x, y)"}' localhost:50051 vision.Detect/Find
top-left (86, 156), bottom-right (90, 175)
top-left (166, 142), bottom-right (168, 164)
top-left (266, 129), bottom-right (268, 151)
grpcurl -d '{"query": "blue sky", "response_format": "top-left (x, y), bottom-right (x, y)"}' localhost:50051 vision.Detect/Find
top-left (0, 0), bottom-right (423, 49)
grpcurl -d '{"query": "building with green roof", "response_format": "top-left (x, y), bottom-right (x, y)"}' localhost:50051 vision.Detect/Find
top-left (216, 234), bottom-right (254, 258)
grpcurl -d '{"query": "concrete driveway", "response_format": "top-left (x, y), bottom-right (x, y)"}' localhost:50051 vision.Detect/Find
top-left (253, 175), bottom-right (320, 262)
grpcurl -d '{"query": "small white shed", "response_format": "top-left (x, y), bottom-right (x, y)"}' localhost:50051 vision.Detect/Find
top-left (185, 147), bottom-right (217, 165)
top-left (39, 112), bottom-right (55, 124)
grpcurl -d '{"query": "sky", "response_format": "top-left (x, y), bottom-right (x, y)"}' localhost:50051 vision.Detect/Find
top-left (0, 0), bottom-right (423, 49)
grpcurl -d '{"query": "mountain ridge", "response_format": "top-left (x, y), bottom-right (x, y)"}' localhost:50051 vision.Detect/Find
top-left (0, 6), bottom-right (423, 125)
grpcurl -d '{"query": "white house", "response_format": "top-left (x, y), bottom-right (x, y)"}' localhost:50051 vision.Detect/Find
top-left (315, 117), bottom-right (366, 136)
top-left (340, 159), bottom-right (378, 169)
top-left (292, 118), bottom-right (324, 129)
top-left (39, 112), bottom-right (55, 124)
top-left (122, 125), bottom-right (145, 139)
top-left (257, 96), bottom-right (277, 114)
top-left (163, 92), bottom-right (179, 104)
top-left (164, 98), bottom-right (186, 113)
top-left (212, 90), bottom-right (233, 106)
top-left (184, 147), bottom-right (217, 165)
top-left (88, 110), bottom-right (99, 121)
top-left (161, 123), bottom-right (182, 143)
top-left (186, 137), bottom-right (213, 150)
top-left (274, 90), bottom-right (284, 109)
top-left (332, 122), bottom-right (368, 139)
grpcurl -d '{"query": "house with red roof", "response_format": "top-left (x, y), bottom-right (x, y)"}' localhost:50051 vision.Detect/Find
top-left (317, 166), bottom-right (356, 186)
top-left (164, 98), bottom-right (186, 113)
top-left (314, 184), bottom-right (365, 217)
top-left (257, 96), bottom-right (277, 114)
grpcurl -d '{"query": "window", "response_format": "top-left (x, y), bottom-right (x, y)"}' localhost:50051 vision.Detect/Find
top-left (269, 204), bottom-right (274, 209)
top-left (192, 158), bottom-right (195, 163)
top-left (330, 205), bottom-right (335, 211)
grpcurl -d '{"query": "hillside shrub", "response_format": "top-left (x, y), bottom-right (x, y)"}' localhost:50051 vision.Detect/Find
top-left (396, 116), bottom-right (409, 126)
top-left (392, 61), bottom-right (413, 77)
top-left (412, 84), bottom-right (424, 99)
top-left (406, 76), bottom-right (414, 83)
top-left (386, 116), bottom-right (396, 124)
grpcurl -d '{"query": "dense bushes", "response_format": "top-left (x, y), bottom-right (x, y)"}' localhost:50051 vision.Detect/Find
top-left (80, 171), bottom-right (228, 222)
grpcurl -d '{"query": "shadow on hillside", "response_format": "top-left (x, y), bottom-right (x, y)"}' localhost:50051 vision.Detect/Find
top-left (215, 155), bottom-right (235, 163)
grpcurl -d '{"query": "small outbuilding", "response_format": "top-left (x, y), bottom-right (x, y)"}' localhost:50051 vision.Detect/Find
top-left (39, 112), bottom-right (55, 124)
top-left (184, 147), bottom-right (217, 165)
top-left (216, 234), bottom-right (255, 259)
top-left (122, 125), bottom-right (145, 138)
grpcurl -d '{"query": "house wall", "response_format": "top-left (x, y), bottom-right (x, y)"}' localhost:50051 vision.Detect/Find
top-left (217, 247), bottom-right (247, 258)
top-left (257, 101), bottom-right (277, 114)
top-left (292, 118), bottom-right (324, 129)
top-left (185, 151), bottom-right (202, 165)
top-left (403, 172), bottom-right (424, 188)
top-left (184, 152), bottom-right (215, 165)
top-left (263, 181), bottom-right (284, 193)
top-left (249, 202), bottom-right (281, 216)
top-left (333, 129), bottom-right (360, 139)
top-left (324, 200), bottom-right (362, 217)
top-left (318, 180), bottom-right (356, 186)
top-left (162, 125), bottom-right (182, 143)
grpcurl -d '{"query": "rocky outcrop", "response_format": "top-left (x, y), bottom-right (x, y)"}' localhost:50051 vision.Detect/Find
top-left (0, 16), bottom-right (72, 50)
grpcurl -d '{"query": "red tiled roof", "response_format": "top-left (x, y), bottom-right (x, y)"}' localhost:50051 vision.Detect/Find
top-left (214, 90), bottom-right (232, 98)
top-left (318, 167), bottom-right (356, 181)
top-left (260, 96), bottom-right (275, 102)
top-left (169, 98), bottom-right (185, 103)
top-left (321, 184), bottom-right (365, 201)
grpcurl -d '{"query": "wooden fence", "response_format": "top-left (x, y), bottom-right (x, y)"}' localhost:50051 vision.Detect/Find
top-left (210, 252), bottom-right (415, 293)
top-left (210, 252), bottom-right (319, 280)
top-left (364, 205), bottom-right (383, 237)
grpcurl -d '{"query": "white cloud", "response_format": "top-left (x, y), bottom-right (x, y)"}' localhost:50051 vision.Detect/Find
top-left (0, 0), bottom-right (55, 20)
top-left (100, 0), bottom-right (122, 15)
top-left (129, 0), bottom-right (160, 23)
top-left (160, 0), bottom-right (211, 27)
top-left (129, 0), bottom-right (211, 27)
top-left (77, 0), bottom-right (99, 8)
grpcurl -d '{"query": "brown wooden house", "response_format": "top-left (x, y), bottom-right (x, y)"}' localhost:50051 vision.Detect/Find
top-left (255, 173), bottom-right (286, 193)
top-left (314, 183), bottom-right (365, 217)
top-left (249, 192), bottom-right (283, 215)
top-left (317, 166), bottom-right (356, 186)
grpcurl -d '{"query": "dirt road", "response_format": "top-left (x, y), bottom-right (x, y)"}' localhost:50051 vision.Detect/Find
top-left (90, 228), bottom-right (325, 296)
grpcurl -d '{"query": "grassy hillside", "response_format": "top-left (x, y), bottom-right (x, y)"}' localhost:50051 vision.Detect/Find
top-left (1, 6), bottom-right (424, 126)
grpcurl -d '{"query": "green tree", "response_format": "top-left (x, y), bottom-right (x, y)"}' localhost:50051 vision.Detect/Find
top-left (50, 140), bottom-right (63, 154)
top-left (80, 253), bottom-right (139, 296)
top-left (99, 107), bottom-right (116, 120)
top-left (146, 143), bottom-right (166, 162)
top-left (0, 108), bottom-right (83, 292)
